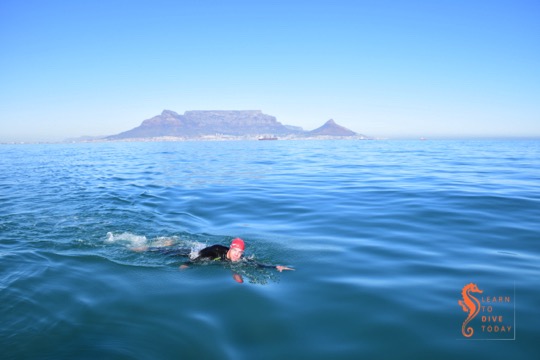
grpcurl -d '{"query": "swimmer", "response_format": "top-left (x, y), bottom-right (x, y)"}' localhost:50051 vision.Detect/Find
top-left (180, 238), bottom-right (294, 272)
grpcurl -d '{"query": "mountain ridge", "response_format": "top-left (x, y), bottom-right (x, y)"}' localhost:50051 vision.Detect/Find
top-left (106, 110), bottom-right (366, 140)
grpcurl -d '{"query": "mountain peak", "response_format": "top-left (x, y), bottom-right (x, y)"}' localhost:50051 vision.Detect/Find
top-left (161, 109), bottom-right (179, 117)
top-left (309, 119), bottom-right (357, 136)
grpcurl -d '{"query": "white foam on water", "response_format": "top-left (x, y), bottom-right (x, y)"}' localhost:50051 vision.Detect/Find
top-left (105, 232), bottom-right (148, 247)
top-left (189, 242), bottom-right (207, 259)
top-left (105, 232), bottom-right (212, 261)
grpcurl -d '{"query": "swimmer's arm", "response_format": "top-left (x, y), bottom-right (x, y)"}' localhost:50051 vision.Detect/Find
top-left (275, 265), bottom-right (295, 272)
top-left (181, 258), bottom-right (295, 272)
top-left (246, 259), bottom-right (294, 272)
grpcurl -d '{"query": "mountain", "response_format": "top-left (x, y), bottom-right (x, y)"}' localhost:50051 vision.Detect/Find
top-left (308, 119), bottom-right (357, 137)
top-left (106, 110), bottom-right (361, 140)
top-left (108, 110), bottom-right (301, 139)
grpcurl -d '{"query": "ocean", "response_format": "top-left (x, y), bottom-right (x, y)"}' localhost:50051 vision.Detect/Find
top-left (1, 139), bottom-right (539, 359)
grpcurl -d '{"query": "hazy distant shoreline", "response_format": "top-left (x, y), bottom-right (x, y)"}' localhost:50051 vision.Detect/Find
top-left (4, 136), bottom-right (540, 145)
top-left (1, 135), bottom-right (373, 145)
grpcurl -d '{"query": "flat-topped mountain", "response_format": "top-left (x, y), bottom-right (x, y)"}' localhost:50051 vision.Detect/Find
top-left (107, 110), bottom-right (363, 140)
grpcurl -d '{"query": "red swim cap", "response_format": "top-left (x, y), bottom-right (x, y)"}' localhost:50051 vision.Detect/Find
top-left (230, 238), bottom-right (245, 251)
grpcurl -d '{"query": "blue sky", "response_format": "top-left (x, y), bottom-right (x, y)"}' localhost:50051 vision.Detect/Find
top-left (1, 0), bottom-right (539, 141)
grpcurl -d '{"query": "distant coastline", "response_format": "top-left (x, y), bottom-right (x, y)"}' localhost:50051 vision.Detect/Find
top-left (67, 134), bottom-right (372, 144)
top-left (5, 136), bottom-right (540, 145)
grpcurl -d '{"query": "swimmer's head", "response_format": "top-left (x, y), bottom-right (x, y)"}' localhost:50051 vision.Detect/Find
top-left (230, 238), bottom-right (245, 251)
top-left (227, 238), bottom-right (245, 262)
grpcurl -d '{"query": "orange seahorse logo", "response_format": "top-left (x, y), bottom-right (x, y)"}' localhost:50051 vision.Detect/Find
top-left (458, 283), bottom-right (483, 337)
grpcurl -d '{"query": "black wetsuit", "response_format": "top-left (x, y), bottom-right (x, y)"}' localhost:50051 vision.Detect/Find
top-left (190, 244), bottom-right (230, 262)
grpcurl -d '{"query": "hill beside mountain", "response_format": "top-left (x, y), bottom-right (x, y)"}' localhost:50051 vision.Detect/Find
top-left (308, 119), bottom-right (357, 136)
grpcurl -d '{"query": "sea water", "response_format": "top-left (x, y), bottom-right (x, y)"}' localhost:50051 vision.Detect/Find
top-left (1, 140), bottom-right (539, 359)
